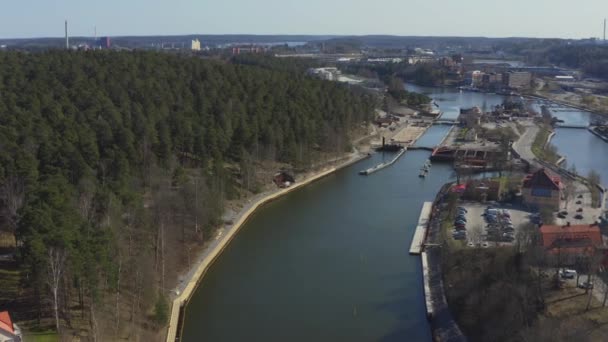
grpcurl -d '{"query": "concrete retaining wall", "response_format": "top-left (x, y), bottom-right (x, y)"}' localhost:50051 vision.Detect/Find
top-left (165, 154), bottom-right (369, 342)
top-left (421, 184), bottom-right (468, 342)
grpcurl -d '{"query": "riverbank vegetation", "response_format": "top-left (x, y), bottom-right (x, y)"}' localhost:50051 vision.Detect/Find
top-left (386, 76), bottom-right (431, 107)
top-left (532, 127), bottom-right (560, 163)
top-left (0, 50), bottom-right (375, 340)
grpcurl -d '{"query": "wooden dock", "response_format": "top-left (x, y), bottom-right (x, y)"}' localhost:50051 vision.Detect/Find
top-left (359, 148), bottom-right (406, 175)
top-left (421, 251), bottom-right (433, 317)
top-left (408, 202), bottom-right (432, 255)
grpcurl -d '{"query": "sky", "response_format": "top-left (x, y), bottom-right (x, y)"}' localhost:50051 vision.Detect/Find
top-left (1, 0), bottom-right (608, 39)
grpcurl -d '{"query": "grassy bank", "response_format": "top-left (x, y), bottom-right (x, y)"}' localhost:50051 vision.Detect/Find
top-left (532, 126), bottom-right (560, 164)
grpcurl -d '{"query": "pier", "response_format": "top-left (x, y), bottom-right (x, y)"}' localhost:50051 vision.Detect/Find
top-left (409, 202), bottom-right (432, 254)
top-left (359, 148), bottom-right (406, 175)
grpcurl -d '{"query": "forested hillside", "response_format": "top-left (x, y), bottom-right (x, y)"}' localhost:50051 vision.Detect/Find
top-left (0, 51), bottom-right (374, 340)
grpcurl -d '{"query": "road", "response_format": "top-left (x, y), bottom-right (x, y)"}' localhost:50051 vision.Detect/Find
top-left (511, 121), bottom-right (539, 165)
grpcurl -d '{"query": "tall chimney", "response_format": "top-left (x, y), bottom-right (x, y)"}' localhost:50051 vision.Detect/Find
top-left (65, 20), bottom-right (69, 49)
top-left (604, 18), bottom-right (606, 43)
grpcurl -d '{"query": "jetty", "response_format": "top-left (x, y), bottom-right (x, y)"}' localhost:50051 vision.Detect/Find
top-left (359, 148), bottom-right (406, 175)
top-left (409, 202), bottom-right (432, 255)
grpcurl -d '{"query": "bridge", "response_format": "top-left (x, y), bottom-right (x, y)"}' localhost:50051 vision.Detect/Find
top-left (555, 124), bottom-right (589, 129)
top-left (433, 120), bottom-right (457, 126)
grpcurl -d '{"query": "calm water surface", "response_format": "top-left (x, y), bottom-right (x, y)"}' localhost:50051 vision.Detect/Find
top-left (405, 83), bottom-right (512, 120)
top-left (182, 145), bottom-right (453, 341)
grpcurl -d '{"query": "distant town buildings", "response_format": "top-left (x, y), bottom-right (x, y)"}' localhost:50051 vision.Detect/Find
top-left (98, 36), bottom-right (111, 49)
top-left (307, 67), bottom-right (340, 81)
top-left (191, 39), bottom-right (201, 51)
top-left (504, 71), bottom-right (532, 89)
top-left (232, 45), bottom-right (266, 55)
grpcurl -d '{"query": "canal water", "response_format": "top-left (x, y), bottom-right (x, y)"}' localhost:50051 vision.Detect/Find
top-left (182, 147), bottom-right (454, 341)
top-left (405, 83), bottom-right (511, 120)
top-left (537, 102), bottom-right (608, 186)
top-left (414, 125), bottom-right (452, 148)
top-left (407, 83), bottom-right (608, 186)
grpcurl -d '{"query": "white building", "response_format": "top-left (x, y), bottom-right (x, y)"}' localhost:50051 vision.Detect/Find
top-left (191, 39), bottom-right (201, 51)
top-left (307, 67), bottom-right (340, 81)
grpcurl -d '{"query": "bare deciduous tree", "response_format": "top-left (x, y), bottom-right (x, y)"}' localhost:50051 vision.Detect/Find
top-left (47, 246), bottom-right (67, 333)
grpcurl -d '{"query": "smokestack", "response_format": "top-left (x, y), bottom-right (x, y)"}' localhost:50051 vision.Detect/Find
top-left (65, 20), bottom-right (69, 49)
top-left (604, 18), bottom-right (606, 42)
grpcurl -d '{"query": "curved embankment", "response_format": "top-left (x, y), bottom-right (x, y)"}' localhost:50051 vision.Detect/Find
top-left (165, 153), bottom-right (369, 342)
top-left (422, 183), bottom-right (467, 342)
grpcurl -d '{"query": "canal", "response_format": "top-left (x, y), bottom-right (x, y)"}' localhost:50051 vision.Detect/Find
top-left (182, 85), bottom-right (608, 341)
top-left (181, 144), bottom-right (454, 341)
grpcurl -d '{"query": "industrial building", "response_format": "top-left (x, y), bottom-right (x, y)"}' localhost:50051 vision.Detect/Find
top-left (504, 71), bottom-right (532, 89)
top-left (98, 36), bottom-right (111, 49)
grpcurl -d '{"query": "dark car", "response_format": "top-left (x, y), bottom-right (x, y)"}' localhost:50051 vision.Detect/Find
top-left (560, 211), bottom-right (568, 216)
top-left (574, 214), bottom-right (584, 220)
top-left (557, 213), bottom-right (566, 219)
top-left (576, 200), bottom-right (582, 205)
top-left (577, 208), bottom-right (583, 212)
top-left (577, 194), bottom-right (583, 199)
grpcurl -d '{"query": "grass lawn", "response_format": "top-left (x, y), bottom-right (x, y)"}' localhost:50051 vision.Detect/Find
top-left (0, 265), bottom-right (20, 303)
top-left (23, 332), bottom-right (59, 342)
top-left (542, 281), bottom-right (608, 340)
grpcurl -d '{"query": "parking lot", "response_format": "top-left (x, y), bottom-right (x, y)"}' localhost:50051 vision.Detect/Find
top-left (453, 202), bottom-right (532, 247)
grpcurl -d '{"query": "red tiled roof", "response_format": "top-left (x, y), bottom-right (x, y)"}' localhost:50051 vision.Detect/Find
top-left (0, 311), bottom-right (14, 335)
top-left (540, 225), bottom-right (602, 250)
top-left (523, 168), bottom-right (561, 191)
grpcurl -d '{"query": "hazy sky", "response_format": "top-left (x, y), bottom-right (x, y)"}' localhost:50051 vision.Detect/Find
top-left (1, 0), bottom-right (608, 39)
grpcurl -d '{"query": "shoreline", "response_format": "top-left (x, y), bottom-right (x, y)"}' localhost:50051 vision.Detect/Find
top-left (164, 151), bottom-right (370, 342)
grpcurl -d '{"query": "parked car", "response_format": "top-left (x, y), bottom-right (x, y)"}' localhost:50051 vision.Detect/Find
top-left (560, 210), bottom-right (568, 216)
top-left (576, 200), bottom-right (582, 205)
top-left (577, 208), bottom-right (583, 213)
top-left (575, 214), bottom-right (584, 220)
top-left (578, 281), bottom-right (594, 290)
top-left (557, 213), bottom-right (566, 219)
top-left (578, 194), bottom-right (583, 199)
top-left (559, 269), bottom-right (577, 279)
